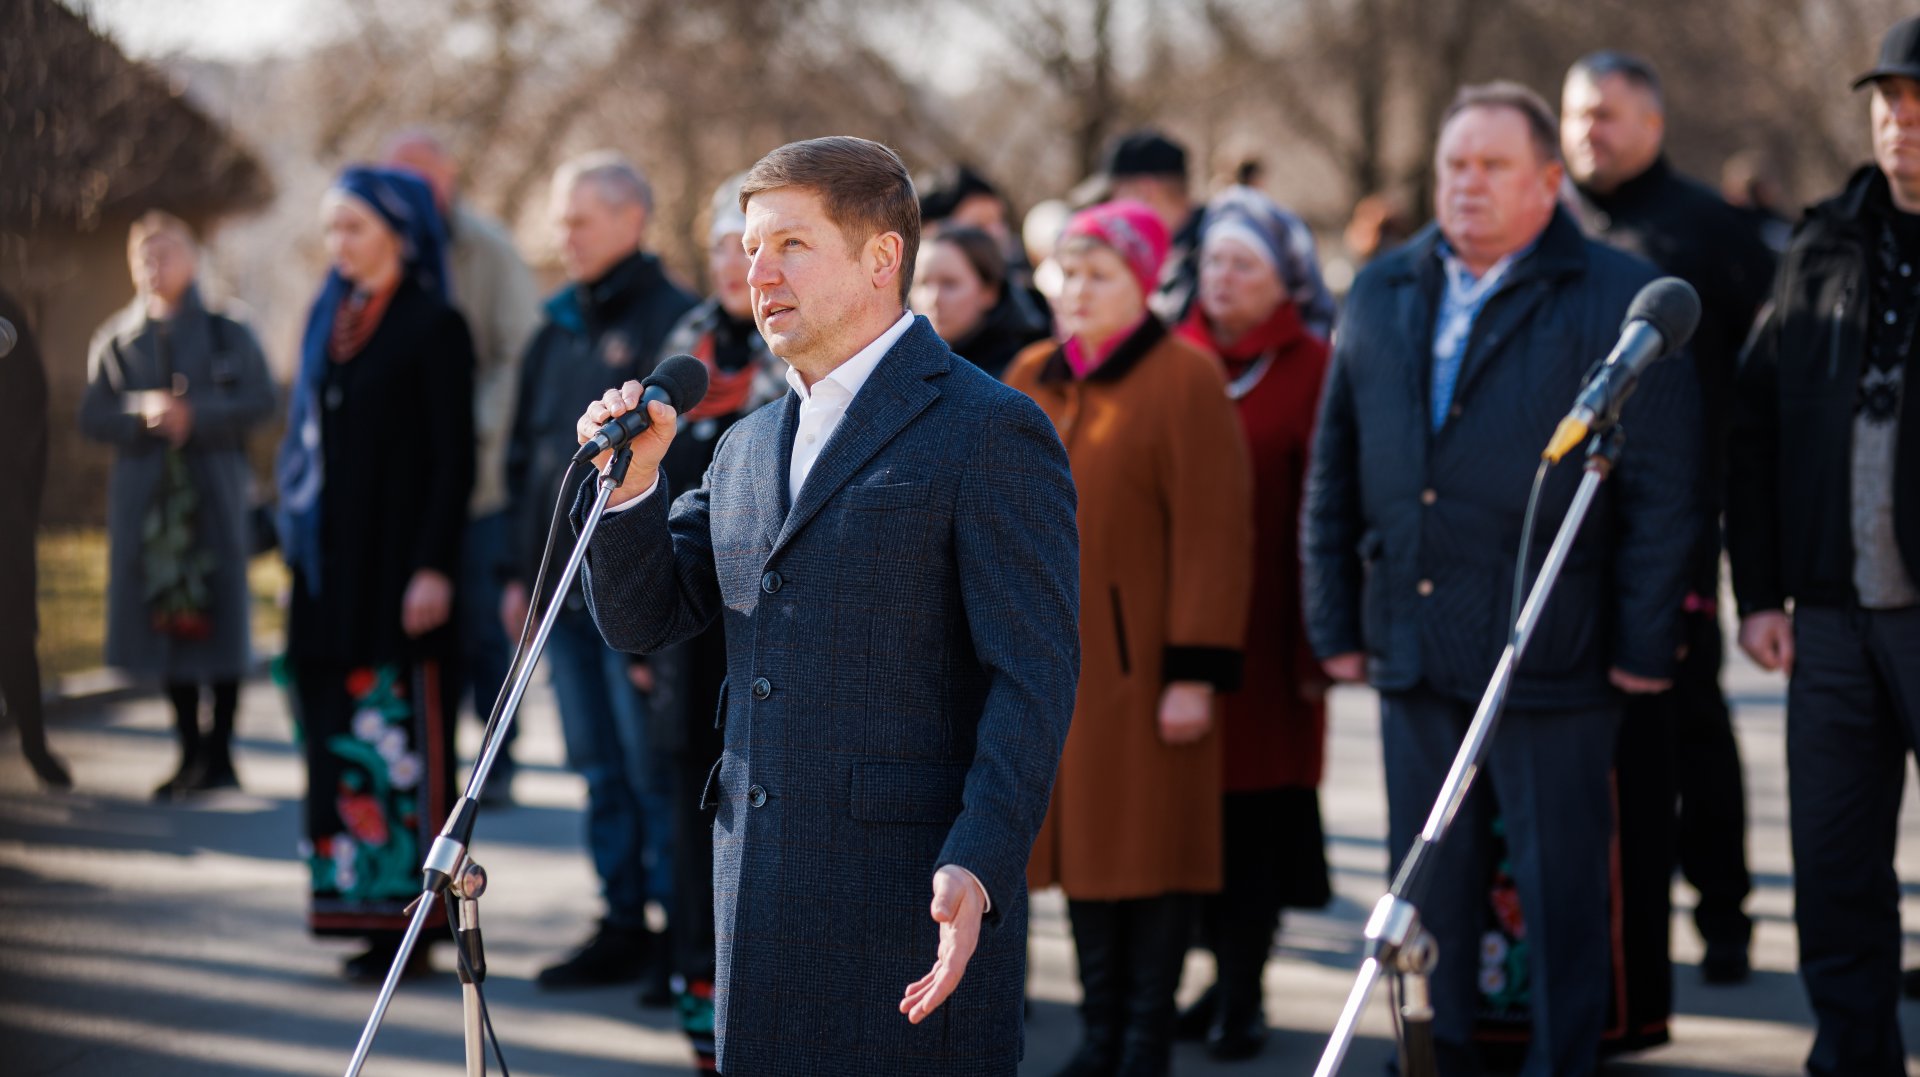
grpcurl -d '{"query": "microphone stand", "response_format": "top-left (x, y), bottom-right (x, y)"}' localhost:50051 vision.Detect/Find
top-left (342, 446), bottom-right (636, 1077)
top-left (1313, 426), bottom-right (1629, 1077)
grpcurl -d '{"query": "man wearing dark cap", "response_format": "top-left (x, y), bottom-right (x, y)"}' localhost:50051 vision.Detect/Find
top-left (1560, 51), bottom-right (1777, 995)
top-left (1728, 16), bottom-right (1920, 1077)
top-left (1094, 129), bottom-right (1336, 340)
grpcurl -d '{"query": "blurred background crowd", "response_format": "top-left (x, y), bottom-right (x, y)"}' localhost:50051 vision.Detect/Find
top-left (4, 1), bottom-right (1920, 1075)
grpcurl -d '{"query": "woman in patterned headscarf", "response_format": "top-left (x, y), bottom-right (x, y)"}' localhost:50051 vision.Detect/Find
top-left (277, 165), bottom-right (475, 980)
top-left (1006, 200), bottom-right (1254, 1077)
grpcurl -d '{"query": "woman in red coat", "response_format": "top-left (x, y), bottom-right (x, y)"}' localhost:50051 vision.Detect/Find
top-left (1170, 185), bottom-right (1334, 1060)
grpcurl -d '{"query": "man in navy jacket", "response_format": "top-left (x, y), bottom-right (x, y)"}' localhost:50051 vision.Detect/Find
top-left (1304, 84), bottom-right (1699, 1076)
top-left (573, 137), bottom-right (1079, 1076)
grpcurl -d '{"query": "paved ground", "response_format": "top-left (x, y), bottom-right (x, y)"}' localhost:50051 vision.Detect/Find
top-left (3, 646), bottom-right (1919, 1076)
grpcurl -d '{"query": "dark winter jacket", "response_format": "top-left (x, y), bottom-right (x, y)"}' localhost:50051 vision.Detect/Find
top-left (1728, 167), bottom-right (1920, 615)
top-left (1569, 156), bottom-right (1775, 596)
top-left (1303, 208), bottom-right (1702, 709)
top-left (503, 252), bottom-right (697, 606)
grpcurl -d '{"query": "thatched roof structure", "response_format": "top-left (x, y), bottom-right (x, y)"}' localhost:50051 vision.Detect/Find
top-left (0, 0), bottom-right (273, 232)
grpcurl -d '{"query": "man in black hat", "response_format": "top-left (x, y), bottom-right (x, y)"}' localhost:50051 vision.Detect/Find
top-left (1728, 15), bottom-right (1920, 1076)
top-left (1560, 50), bottom-right (1776, 994)
top-left (1092, 129), bottom-right (1336, 340)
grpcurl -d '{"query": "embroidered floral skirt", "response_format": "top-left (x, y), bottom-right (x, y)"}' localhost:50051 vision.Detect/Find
top-left (290, 659), bottom-right (456, 938)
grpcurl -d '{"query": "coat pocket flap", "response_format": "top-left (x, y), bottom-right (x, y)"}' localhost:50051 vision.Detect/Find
top-left (849, 759), bottom-right (970, 824)
top-left (697, 757), bottom-right (724, 811)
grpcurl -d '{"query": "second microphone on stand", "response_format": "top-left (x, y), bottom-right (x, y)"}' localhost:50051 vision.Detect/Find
top-left (574, 352), bottom-right (711, 462)
top-left (1541, 276), bottom-right (1701, 463)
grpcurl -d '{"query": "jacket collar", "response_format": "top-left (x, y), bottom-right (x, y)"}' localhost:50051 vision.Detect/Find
top-left (542, 251), bottom-right (667, 336)
top-left (1390, 205), bottom-right (1588, 289)
top-left (1034, 314), bottom-right (1170, 385)
top-left (1806, 166), bottom-right (1891, 240)
top-left (1573, 155), bottom-right (1674, 214)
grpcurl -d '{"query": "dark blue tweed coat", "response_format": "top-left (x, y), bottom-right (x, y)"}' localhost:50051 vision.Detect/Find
top-left (1303, 208), bottom-right (1702, 709)
top-left (579, 317), bottom-right (1079, 1076)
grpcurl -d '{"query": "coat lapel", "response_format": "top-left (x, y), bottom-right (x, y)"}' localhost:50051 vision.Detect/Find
top-left (770, 319), bottom-right (946, 557)
top-left (1446, 209), bottom-right (1587, 421)
top-left (747, 390), bottom-right (801, 550)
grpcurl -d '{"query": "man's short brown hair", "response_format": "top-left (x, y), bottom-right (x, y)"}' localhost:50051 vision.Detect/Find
top-left (740, 136), bottom-right (920, 304)
top-left (1441, 81), bottom-right (1564, 166)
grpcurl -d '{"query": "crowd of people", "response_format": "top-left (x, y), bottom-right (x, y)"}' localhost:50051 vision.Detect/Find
top-left (3, 12), bottom-right (1919, 1077)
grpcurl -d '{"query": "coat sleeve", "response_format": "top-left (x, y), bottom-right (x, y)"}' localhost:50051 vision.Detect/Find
top-left (410, 308), bottom-right (477, 579)
top-left (1156, 350), bottom-right (1254, 689)
top-left (1726, 297), bottom-right (1784, 616)
top-left (78, 326), bottom-right (145, 446)
top-left (1606, 335), bottom-right (1704, 680)
top-left (578, 458), bottom-right (727, 656)
top-left (937, 392), bottom-right (1079, 927)
top-left (189, 318), bottom-right (276, 439)
top-left (1302, 327), bottom-right (1366, 660)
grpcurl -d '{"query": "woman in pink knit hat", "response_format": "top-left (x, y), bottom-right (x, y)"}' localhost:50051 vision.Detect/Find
top-left (1006, 200), bottom-right (1255, 1077)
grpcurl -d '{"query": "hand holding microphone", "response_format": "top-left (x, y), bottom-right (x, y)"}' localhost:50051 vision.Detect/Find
top-left (1542, 277), bottom-right (1701, 463)
top-left (574, 353), bottom-right (710, 507)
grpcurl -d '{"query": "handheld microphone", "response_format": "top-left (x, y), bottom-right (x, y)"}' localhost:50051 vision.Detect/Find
top-left (573, 353), bottom-right (710, 463)
top-left (1541, 277), bottom-right (1700, 463)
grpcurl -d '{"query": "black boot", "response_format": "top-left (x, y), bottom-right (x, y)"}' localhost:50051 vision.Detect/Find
top-left (537, 919), bottom-right (654, 988)
top-left (1172, 982), bottom-right (1217, 1042)
top-left (154, 682), bottom-right (203, 801)
top-left (1116, 895), bottom-right (1191, 1077)
top-left (183, 680), bottom-right (240, 791)
top-left (23, 741), bottom-right (71, 790)
top-left (1207, 902), bottom-right (1280, 1061)
top-left (1057, 899), bottom-right (1126, 1077)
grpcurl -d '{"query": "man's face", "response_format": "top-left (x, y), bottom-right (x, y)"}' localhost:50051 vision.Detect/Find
top-left (552, 181), bottom-right (645, 284)
top-left (743, 187), bottom-right (895, 375)
top-left (1871, 76), bottom-right (1920, 193)
top-left (1561, 71), bottom-right (1664, 192)
top-left (1435, 105), bottom-right (1564, 268)
top-left (131, 232), bottom-right (196, 305)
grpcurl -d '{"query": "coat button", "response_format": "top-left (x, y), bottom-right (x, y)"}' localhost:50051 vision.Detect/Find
top-left (1417, 579), bottom-right (1435, 597)
top-left (748, 785), bottom-right (767, 808)
top-left (751, 677), bottom-right (772, 700)
top-left (1421, 489), bottom-right (1438, 506)
top-left (1448, 404), bottom-right (1463, 419)
top-left (761, 570), bottom-right (783, 594)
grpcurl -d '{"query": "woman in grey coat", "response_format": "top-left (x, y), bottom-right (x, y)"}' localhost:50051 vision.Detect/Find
top-left (80, 212), bottom-right (275, 799)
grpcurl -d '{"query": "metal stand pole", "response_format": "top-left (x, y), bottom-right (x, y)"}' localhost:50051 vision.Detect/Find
top-left (342, 448), bottom-right (634, 1077)
top-left (1313, 430), bottom-right (1627, 1077)
top-left (454, 860), bottom-right (489, 1077)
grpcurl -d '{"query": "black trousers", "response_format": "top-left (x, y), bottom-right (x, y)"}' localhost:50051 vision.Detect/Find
top-left (1616, 611), bottom-right (1751, 1020)
top-left (1786, 604), bottom-right (1920, 1077)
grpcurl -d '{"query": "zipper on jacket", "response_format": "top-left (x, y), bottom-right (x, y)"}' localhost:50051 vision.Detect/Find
top-left (1109, 586), bottom-right (1131, 676)
top-left (1830, 284), bottom-right (1852, 380)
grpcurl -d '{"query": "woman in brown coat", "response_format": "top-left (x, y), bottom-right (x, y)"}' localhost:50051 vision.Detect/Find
top-left (1008, 200), bottom-right (1253, 1077)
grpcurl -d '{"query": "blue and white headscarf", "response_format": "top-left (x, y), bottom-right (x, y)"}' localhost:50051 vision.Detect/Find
top-left (276, 165), bottom-right (448, 594)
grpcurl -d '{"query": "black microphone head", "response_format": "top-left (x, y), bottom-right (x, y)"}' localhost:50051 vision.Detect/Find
top-left (1624, 277), bottom-right (1702, 356)
top-left (642, 353), bottom-right (710, 413)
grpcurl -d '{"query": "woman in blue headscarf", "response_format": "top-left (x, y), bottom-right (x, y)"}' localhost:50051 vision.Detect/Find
top-left (278, 165), bottom-right (475, 980)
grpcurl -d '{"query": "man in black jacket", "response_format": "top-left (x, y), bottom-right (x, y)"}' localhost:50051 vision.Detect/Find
top-left (501, 152), bottom-right (698, 993)
top-left (1727, 17), bottom-right (1920, 1076)
top-left (1305, 83), bottom-right (1699, 1077)
top-left (1561, 51), bottom-right (1776, 990)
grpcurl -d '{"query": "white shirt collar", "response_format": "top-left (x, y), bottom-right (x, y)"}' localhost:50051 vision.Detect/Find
top-left (784, 310), bottom-right (915, 403)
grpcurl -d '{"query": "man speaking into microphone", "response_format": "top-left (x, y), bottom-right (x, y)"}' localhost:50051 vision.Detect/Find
top-left (572, 136), bottom-right (1079, 1076)
top-left (1303, 83), bottom-right (1700, 1076)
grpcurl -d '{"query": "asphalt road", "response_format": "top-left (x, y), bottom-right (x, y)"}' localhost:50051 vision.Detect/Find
top-left (3, 647), bottom-right (1918, 1075)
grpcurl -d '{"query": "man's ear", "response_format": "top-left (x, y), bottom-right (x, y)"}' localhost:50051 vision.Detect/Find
top-left (868, 231), bottom-right (905, 293)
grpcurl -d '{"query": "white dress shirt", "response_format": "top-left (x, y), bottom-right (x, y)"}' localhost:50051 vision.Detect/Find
top-left (601, 310), bottom-right (990, 912)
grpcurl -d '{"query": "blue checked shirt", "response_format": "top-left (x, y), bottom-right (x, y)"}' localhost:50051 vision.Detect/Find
top-left (1430, 239), bottom-right (1532, 431)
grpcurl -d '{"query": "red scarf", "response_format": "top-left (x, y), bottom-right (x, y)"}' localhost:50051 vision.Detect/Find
top-left (682, 332), bottom-right (758, 421)
top-left (1175, 299), bottom-right (1308, 379)
top-left (328, 282), bottom-right (397, 363)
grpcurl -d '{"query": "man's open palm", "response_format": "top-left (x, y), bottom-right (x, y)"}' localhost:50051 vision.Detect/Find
top-left (900, 866), bottom-right (984, 1024)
